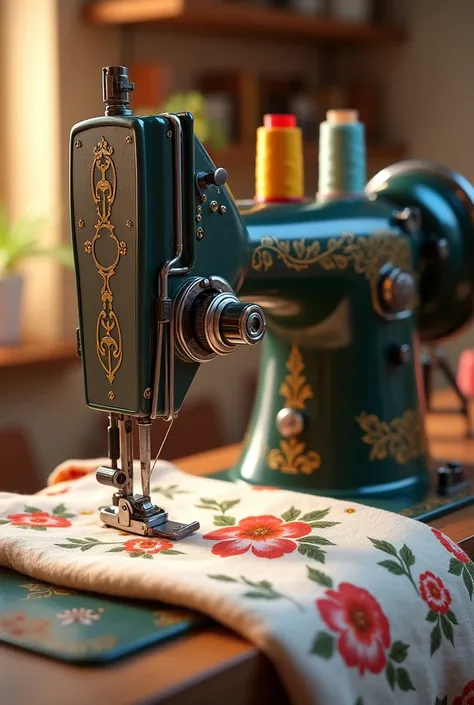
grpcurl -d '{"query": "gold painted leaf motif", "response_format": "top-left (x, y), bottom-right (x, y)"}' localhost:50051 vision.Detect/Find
top-left (355, 410), bottom-right (425, 464)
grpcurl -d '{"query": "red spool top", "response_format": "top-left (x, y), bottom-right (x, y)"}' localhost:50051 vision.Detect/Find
top-left (263, 114), bottom-right (297, 129)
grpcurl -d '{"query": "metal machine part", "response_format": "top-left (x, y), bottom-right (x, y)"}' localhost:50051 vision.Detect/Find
top-left (174, 276), bottom-right (266, 363)
top-left (69, 66), bottom-right (267, 539)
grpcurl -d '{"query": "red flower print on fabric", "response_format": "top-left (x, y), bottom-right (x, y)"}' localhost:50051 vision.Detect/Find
top-left (419, 571), bottom-right (452, 614)
top-left (316, 583), bottom-right (391, 675)
top-left (50, 466), bottom-right (91, 485)
top-left (454, 679), bottom-right (474, 705)
top-left (432, 528), bottom-right (470, 564)
top-left (123, 538), bottom-right (173, 555)
top-left (203, 514), bottom-right (311, 559)
top-left (7, 512), bottom-right (71, 529)
top-left (0, 611), bottom-right (50, 638)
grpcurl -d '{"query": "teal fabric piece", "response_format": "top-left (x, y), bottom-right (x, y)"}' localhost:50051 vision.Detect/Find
top-left (0, 567), bottom-right (205, 663)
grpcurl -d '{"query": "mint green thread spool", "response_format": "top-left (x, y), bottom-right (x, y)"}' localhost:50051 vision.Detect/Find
top-left (317, 110), bottom-right (366, 201)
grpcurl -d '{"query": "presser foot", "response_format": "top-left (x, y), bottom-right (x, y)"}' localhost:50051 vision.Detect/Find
top-left (99, 495), bottom-right (199, 540)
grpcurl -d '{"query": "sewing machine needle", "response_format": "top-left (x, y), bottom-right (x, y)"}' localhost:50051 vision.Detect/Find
top-left (138, 419), bottom-right (152, 498)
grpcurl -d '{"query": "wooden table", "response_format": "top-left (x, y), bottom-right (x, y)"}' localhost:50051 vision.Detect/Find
top-left (3, 391), bottom-right (474, 705)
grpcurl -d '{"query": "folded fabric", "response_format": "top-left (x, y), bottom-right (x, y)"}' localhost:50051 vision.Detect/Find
top-left (1, 458), bottom-right (474, 705)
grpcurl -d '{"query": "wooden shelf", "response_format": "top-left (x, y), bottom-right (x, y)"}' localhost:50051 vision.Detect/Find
top-left (0, 341), bottom-right (78, 370)
top-left (209, 142), bottom-right (407, 166)
top-left (83, 0), bottom-right (405, 44)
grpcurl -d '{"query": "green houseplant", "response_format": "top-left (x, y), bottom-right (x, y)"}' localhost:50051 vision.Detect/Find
top-left (0, 206), bottom-right (73, 345)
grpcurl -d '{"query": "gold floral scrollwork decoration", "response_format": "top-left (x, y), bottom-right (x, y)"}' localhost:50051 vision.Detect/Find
top-left (267, 345), bottom-right (321, 474)
top-left (355, 409), bottom-right (425, 464)
top-left (251, 232), bottom-right (413, 316)
top-left (85, 136), bottom-right (128, 385)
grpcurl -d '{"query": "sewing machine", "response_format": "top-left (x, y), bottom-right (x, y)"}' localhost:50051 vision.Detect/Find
top-left (70, 67), bottom-right (474, 539)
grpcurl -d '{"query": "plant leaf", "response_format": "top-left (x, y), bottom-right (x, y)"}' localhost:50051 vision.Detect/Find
top-left (389, 640), bottom-right (409, 663)
top-left (377, 560), bottom-right (405, 575)
top-left (58, 513), bottom-right (75, 519)
top-left (310, 631), bottom-right (334, 659)
top-left (396, 667), bottom-right (416, 692)
top-left (368, 538), bottom-right (398, 556)
top-left (52, 504), bottom-right (67, 516)
top-left (24, 506), bottom-right (42, 514)
top-left (448, 557), bottom-right (463, 576)
top-left (309, 521), bottom-right (340, 529)
top-left (219, 500), bottom-right (240, 513)
top-left (281, 507), bottom-right (301, 522)
top-left (208, 574), bottom-right (238, 582)
top-left (199, 498), bottom-right (218, 506)
top-left (386, 660), bottom-right (396, 690)
top-left (142, 553), bottom-right (153, 559)
top-left (213, 515), bottom-right (235, 527)
top-left (426, 611), bottom-right (438, 623)
top-left (107, 546), bottom-right (125, 552)
top-left (431, 622), bottom-right (442, 656)
top-left (446, 610), bottom-right (458, 625)
top-left (299, 535), bottom-right (335, 546)
top-left (0, 520), bottom-right (10, 525)
top-left (399, 544), bottom-right (416, 568)
top-left (161, 549), bottom-right (184, 555)
top-left (243, 591), bottom-right (278, 600)
top-left (297, 544), bottom-right (325, 563)
top-left (55, 543), bottom-right (79, 549)
top-left (300, 509), bottom-right (330, 522)
top-left (128, 552), bottom-right (142, 558)
top-left (463, 566), bottom-right (474, 599)
top-left (29, 526), bottom-right (47, 531)
top-left (306, 567), bottom-right (333, 588)
top-left (80, 544), bottom-right (97, 551)
top-left (440, 614), bottom-right (454, 645)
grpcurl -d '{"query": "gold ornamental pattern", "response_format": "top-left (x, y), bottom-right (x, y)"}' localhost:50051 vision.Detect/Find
top-left (251, 232), bottom-right (412, 314)
top-left (355, 409), bottom-right (425, 464)
top-left (85, 136), bottom-right (127, 384)
top-left (268, 345), bottom-right (321, 475)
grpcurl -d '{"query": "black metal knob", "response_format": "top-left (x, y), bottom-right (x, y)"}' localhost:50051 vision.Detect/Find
top-left (96, 466), bottom-right (127, 489)
top-left (437, 462), bottom-right (464, 496)
top-left (392, 207), bottom-right (421, 234)
top-left (102, 66), bottom-right (134, 116)
top-left (388, 344), bottom-right (412, 365)
top-left (380, 268), bottom-right (415, 313)
top-left (197, 168), bottom-right (228, 190)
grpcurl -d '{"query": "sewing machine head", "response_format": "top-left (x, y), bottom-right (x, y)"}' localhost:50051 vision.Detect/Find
top-left (69, 66), bottom-right (266, 539)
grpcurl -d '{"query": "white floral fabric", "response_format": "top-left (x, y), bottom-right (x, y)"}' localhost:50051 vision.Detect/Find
top-left (0, 457), bottom-right (473, 705)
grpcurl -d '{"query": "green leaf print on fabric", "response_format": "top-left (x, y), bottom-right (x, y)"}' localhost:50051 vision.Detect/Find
top-left (207, 574), bottom-right (304, 612)
top-left (55, 537), bottom-right (185, 559)
top-left (195, 497), bottom-right (241, 526)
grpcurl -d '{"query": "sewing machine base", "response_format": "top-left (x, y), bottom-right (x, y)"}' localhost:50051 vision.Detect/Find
top-left (207, 461), bottom-right (474, 523)
top-left (100, 499), bottom-right (200, 539)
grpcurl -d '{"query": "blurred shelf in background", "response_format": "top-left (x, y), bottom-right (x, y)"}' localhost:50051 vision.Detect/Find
top-left (83, 0), bottom-right (404, 44)
top-left (209, 141), bottom-right (406, 167)
top-left (0, 341), bottom-right (77, 371)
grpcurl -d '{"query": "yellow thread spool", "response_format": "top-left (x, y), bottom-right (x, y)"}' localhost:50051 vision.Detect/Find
top-left (255, 114), bottom-right (304, 203)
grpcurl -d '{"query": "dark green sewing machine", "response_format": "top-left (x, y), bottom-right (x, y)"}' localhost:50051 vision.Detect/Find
top-left (70, 67), bottom-right (474, 539)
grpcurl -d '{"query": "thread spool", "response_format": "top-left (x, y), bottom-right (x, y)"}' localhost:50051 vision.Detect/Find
top-left (255, 114), bottom-right (304, 203)
top-left (317, 109), bottom-right (366, 202)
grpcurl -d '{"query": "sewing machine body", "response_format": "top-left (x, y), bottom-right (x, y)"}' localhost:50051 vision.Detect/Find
top-left (69, 67), bottom-right (474, 533)
top-left (227, 163), bottom-right (474, 519)
top-left (234, 197), bottom-right (427, 505)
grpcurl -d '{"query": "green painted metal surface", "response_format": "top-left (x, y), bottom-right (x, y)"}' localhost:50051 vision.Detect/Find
top-left (232, 197), bottom-right (429, 503)
top-left (70, 114), bottom-right (247, 418)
